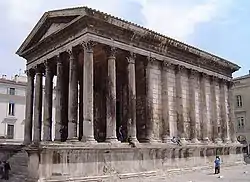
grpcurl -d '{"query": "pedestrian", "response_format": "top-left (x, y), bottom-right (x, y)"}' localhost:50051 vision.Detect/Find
top-left (3, 161), bottom-right (11, 180)
top-left (118, 125), bottom-right (123, 142)
top-left (171, 136), bottom-right (182, 146)
top-left (214, 156), bottom-right (221, 174)
top-left (0, 161), bottom-right (3, 179)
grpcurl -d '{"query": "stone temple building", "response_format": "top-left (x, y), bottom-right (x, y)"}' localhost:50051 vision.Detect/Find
top-left (16, 6), bottom-right (243, 182)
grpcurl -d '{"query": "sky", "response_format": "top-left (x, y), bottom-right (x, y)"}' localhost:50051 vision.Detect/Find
top-left (0, 0), bottom-right (249, 78)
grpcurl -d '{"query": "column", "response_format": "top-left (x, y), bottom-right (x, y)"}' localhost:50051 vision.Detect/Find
top-left (67, 49), bottom-right (78, 141)
top-left (33, 67), bottom-right (43, 145)
top-left (105, 46), bottom-right (119, 143)
top-left (189, 69), bottom-right (199, 143)
top-left (126, 52), bottom-right (138, 143)
top-left (43, 61), bottom-right (53, 141)
top-left (210, 76), bottom-right (221, 143)
top-left (145, 57), bottom-right (158, 143)
top-left (161, 60), bottom-right (171, 143)
top-left (24, 69), bottom-right (35, 145)
top-left (78, 75), bottom-right (83, 141)
top-left (175, 65), bottom-right (187, 143)
top-left (82, 41), bottom-right (96, 143)
top-left (200, 73), bottom-right (210, 143)
top-left (55, 56), bottom-right (64, 141)
top-left (228, 81), bottom-right (237, 143)
top-left (220, 79), bottom-right (230, 143)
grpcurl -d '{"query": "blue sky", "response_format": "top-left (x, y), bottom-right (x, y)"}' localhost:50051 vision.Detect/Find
top-left (0, 0), bottom-right (249, 78)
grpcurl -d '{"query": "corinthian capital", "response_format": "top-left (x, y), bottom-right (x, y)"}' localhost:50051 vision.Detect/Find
top-left (126, 52), bottom-right (136, 64)
top-left (189, 69), bottom-right (199, 79)
top-left (105, 46), bottom-right (117, 58)
top-left (66, 49), bottom-right (75, 61)
top-left (82, 40), bottom-right (96, 53)
top-left (162, 60), bottom-right (175, 69)
top-left (25, 69), bottom-right (35, 77)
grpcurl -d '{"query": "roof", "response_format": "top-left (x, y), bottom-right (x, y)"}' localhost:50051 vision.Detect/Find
top-left (16, 6), bottom-right (240, 72)
top-left (0, 78), bottom-right (27, 87)
top-left (233, 74), bottom-right (250, 81)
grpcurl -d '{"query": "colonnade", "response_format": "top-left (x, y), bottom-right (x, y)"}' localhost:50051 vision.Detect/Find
top-left (23, 40), bottom-right (237, 145)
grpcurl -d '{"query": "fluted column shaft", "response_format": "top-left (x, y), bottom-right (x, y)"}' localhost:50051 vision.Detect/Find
top-left (82, 41), bottom-right (96, 143)
top-left (210, 77), bottom-right (221, 143)
top-left (24, 70), bottom-right (35, 145)
top-left (175, 65), bottom-right (187, 143)
top-left (200, 73), bottom-right (210, 143)
top-left (43, 61), bottom-right (53, 141)
top-left (220, 80), bottom-right (230, 143)
top-left (55, 56), bottom-right (64, 141)
top-left (33, 68), bottom-right (43, 145)
top-left (228, 82), bottom-right (237, 143)
top-left (189, 70), bottom-right (198, 143)
top-left (161, 61), bottom-right (171, 143)
top-left (105, 47), bottom-right (119, 143)
top-left (67, 50), bottom-right (78, 141)
top-left (127, 52), bottom-right (138, 143)
top-left (145, 57), bottom-right (160, 143)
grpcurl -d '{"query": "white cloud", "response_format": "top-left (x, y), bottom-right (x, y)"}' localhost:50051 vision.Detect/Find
top-left (0, 0), bottom-right (234, 77)
top-left (136, 0), bottom-right (233, 40)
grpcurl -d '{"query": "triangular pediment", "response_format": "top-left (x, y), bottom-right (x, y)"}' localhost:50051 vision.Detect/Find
top-left (40, 22), bottom-right (68, 41)
top-left (16, 8), bottom-right (87, 56)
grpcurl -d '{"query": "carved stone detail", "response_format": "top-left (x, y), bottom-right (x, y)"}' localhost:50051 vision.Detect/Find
top-left (82, 41), bottom-right (96, 53)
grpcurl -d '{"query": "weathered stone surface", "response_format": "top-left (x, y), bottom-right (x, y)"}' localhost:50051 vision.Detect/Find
top-left (35, 143), bottom-right (243, 182)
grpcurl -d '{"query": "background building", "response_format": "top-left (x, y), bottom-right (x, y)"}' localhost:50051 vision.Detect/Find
top-left (0, 74), bottom-right (27, 141)
top-left (0, 74), bottom-right (57, 142)
top-left (233, 72), bottom-right (250, 153)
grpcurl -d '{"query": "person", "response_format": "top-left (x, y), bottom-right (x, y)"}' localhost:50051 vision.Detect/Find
top-left (171, 136), bottom-right (182, 146)
top-left (118, 125), bottom-right (124, 142)
top-left (3, 161), bottom-right (11, 180)
top-left (214, 156), bottom-right (221, 174)
top-left (0, 161), bottom-right (3, 179)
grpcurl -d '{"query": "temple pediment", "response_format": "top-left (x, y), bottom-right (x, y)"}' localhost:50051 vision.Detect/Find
top-left (16, 9), bottom-right (84, 55)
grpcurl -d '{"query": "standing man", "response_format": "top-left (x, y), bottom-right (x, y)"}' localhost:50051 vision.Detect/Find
top-left (3, 161), bottom-right (11, 180)
top-left (214, 156), bottom-right (221, 174)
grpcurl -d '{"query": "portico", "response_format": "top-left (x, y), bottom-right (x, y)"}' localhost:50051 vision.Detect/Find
top-left (17, 7), bottom-right (243, 182)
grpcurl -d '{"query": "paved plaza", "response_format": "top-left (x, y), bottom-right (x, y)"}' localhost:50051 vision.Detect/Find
top-left (123, 164), bottom-right (250, 182)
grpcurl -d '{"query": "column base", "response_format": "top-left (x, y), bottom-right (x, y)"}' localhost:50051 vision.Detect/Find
top-left (180, 138), bottom-right (188, 145)
top-left (129, 137), bottom-right (139, 144)
top-left (202, 137), bottom-right (211, 144)
top-left (214, 138), bottom-right (223, 144)
top-left (162, 136), bottom-right (172, 143)
top-left (105, 137), bottom-right (120, 143)
top-left (191, 138), bottom-right (200, 144)
top-left (223, 137), bottom-right (231, 144)
top-left (66, 138), bottom-right (79, 142)
top-left (82, 136), bottom-right (97, 143)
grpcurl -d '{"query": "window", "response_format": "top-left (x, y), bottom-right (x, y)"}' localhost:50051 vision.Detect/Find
top-left (236, 95), bottom-right (243, 107)
top-left (237, 117), bottom-right (245, 129)
top-left (8, 102), bottom-right (15, 116)
top-left (9, 88), bottom-right (15, 95)
top-left (6, 124), bottom-right (14, 139)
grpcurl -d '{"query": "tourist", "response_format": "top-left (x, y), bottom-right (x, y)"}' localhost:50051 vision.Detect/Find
top-left (171, 136), bottom-right (182, 146)
top-left (0, 161), bottom-right (3, 179)
top-left (214, 156), bottom-right (221, 174)
top-left (118, 125), bottom-right (124, 142)
top-left (3, 161), bottom-right (11, 180)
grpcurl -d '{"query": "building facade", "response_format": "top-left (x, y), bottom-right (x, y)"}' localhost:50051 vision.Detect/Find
top-left (0, 75), bottom-right (26, 141)
top-left (233, 73), bottom-right (250, 153)
top-left (0, 75), bottom-right (57, 142)
top-left (15, 7), bottom-right (243, 182)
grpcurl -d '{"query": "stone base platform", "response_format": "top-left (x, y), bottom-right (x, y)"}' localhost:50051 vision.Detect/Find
top-left (25, 142), bottom-right (244, 182)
